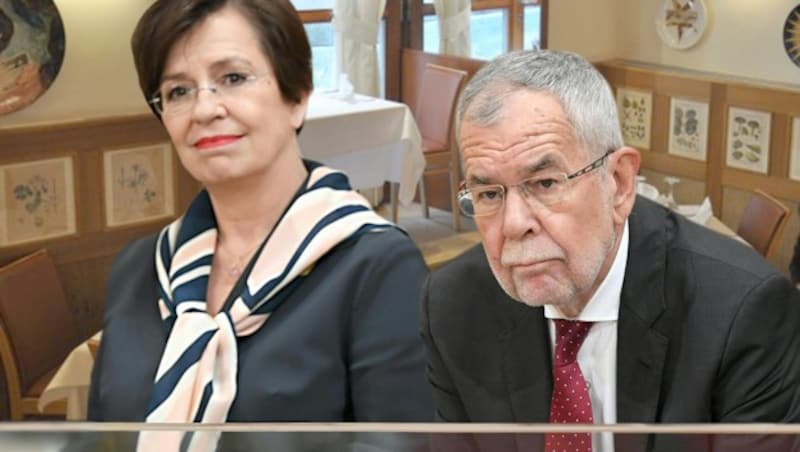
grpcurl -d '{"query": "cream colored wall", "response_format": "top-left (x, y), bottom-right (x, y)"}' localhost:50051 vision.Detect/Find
top-left (1, 0), bottom-right (152, 129)
top-left (614, 0), bottom-right (800, 87)
top-left (547, 0), bottom-right (618, 62)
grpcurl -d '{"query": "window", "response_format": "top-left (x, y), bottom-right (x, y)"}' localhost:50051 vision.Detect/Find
top-left (292, 1), bottom-right (386, 96)
top-left (420, 0), bottom-right (546, 60)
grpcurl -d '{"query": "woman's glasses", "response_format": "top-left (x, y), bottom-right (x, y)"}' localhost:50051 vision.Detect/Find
top-left (149, 72), bottom-right (267, 116)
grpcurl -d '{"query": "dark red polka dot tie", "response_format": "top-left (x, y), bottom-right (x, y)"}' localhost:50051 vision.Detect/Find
top-left (546, 319), bottom-right (594, 452)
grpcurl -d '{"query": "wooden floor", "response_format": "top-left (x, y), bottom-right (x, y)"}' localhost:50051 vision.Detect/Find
top-left (376, 202), bottom-right (481, 270)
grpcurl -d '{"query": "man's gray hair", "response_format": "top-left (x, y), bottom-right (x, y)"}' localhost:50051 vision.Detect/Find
top-left (457, 50), bottom-right (623, 158)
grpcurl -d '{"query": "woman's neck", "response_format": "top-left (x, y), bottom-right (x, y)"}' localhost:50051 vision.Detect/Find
top-left (207, 154), bottom-right (308, 252)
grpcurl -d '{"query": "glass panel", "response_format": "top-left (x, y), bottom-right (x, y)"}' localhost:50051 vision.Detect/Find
top-left (291, 0), bottom-right (333, 10)
top-left (0, 427), bottom-right (798, 452)
top-left (304, 22), bottom-right (336, 91)
top-left (471, 8), bottom-right (507, 60)
top-left (524, 5), bottom-right (542, 50)
top-left (423, 9), bottom-right (508, 60)
top-left (423, 14), bottom-right (439, 54)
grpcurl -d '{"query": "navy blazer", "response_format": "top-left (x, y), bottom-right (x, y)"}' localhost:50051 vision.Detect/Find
top-left (421, 197), bottom-right (800, 452)
top-left (89, 227), bottom-right (433, 423)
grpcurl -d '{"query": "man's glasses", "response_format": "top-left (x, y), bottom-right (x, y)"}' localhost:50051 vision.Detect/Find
top-left (457, 149), bottom-right (615, 217)
top-left (148, 72), bottom-right (267, 116)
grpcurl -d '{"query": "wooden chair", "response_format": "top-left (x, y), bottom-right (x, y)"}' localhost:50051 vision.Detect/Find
top-left (413, 63), bottom-right (468, 231)
top-left (0, 249), bottom-right (80, 420)
top-left (736, 189), bottom-right (790, 259)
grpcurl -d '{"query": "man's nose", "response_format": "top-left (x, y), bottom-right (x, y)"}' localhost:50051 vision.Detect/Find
top-left (501, 188), bottom-right (543, 239)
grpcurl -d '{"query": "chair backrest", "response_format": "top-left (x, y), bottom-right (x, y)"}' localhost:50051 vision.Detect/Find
top-left (414, 63), bottom-right (468, 151)
top-left (0, 249), bottom-right (80, 396)
top-left (736, 189), bottom-right (790, 258)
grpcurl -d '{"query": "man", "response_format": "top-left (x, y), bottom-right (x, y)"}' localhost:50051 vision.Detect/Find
top-left (420, 50), bottom-right (800, 452)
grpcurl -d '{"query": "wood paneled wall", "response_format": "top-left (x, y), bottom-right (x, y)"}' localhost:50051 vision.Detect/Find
top-left (0, 115), bottom-right (198, 418)
top-left (0, 115), bottom-right (199, 338)
top-left (597, 60), bottom-right (800, 274)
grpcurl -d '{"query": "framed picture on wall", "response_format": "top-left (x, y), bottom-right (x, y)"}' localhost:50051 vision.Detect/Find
top-left (0, 156), bottom-right (76, 246)
top-left (790, 117), bottom-right (800, 181)
top-left (668, 97), bottom-right (709, 161)
top-left (725, 107), bottom-right (771, 174)
top-left (616, 88), bottom-right (652, 150)
top-left (103, 143), bottom-right (175, 228)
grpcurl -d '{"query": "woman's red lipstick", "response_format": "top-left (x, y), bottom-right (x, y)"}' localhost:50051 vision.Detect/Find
top-left (194, 135), bottom-right (241, 149)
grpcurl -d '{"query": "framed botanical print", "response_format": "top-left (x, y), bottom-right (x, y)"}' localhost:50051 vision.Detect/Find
top-left (103, 143), bottom-right (175, 227)
top-left (790, 117), bottom-right (800, 181)
top-left (725, 107), bottom-right (771, 174)
top-left (668, 97), bottom-right (709, 161)
top-left (616, 88), bottom-right (652, 150)
top-left (0, 156), bottom-right (76, 246)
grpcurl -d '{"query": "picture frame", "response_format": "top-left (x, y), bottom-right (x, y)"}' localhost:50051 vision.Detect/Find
top-left (790, 117), bottom-right (800, 182)
top-left (0, 156), bottom-right (76, 246)
top-left (725, 107), bottom-right (771, 174)
top-left (103, 143), bottom-right (175, 228)
top-left (616, 88), bottom-right (653, 150)
top-left (668, 97), bottom-right (709, 161)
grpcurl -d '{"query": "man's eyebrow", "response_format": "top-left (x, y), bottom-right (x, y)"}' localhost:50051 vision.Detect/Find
top-left (467, 174), bottom-right (491, 185)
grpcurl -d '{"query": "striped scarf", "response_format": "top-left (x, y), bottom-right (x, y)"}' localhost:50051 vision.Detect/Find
top-left (138, 163), bottom-right (392, 451)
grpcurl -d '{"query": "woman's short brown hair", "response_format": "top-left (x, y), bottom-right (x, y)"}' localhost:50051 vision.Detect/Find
top-left (131, 0), bottom-right (312, 117)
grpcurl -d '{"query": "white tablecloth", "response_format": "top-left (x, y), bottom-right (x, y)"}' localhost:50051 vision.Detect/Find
top-left (37, 342), bottom-right (94, 420)
top-left (299, 93), bottom-right (424, 205)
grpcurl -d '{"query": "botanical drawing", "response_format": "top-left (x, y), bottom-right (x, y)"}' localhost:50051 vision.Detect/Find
top-left (616, 88), bottom-right (652, 150)
top-left (790, 117), bottom-right (800, 181)
top-left (725, 107), bottom-right (770, 174)
top-left (668, 98), bottom-right (708, 161)
top-left (104, 144), bottom-right (174, 227)
top-left (0, 156), bottom-right (75, 245)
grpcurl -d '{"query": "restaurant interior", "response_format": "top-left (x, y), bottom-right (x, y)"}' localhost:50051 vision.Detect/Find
top-left (0, 0), bottom-right (799, 431)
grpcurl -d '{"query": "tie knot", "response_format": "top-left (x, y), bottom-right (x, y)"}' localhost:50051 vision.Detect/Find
top-left (553, 319), bottom-right (593, 366)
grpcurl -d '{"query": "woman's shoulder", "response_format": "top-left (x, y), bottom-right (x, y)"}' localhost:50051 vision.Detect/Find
top-left (110, 232), bottom-right (159, 276)
top-left (334, 226), bottom-right (424, 268)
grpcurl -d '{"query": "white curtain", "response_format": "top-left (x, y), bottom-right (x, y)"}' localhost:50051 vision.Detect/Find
top-left (433, 0), bottom-right (471, 57)
top-left (332, 0), bottom-right (386, 97)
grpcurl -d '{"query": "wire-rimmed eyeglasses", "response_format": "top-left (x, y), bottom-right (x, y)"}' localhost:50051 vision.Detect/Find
top-left (457, 149), bottom-right (616, 217)
top-left (148, 72), bottom-right (267, 116)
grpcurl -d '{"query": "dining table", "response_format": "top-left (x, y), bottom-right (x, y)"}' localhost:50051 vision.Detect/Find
top-left (298, 91), bottom-right (424, 222)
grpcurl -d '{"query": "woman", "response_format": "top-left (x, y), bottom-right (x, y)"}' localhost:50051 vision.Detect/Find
top-left (88, 0), bottom-right (432, 427)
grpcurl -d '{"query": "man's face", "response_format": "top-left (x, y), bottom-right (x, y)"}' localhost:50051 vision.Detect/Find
top-left (459, 90), bottom-right (623, 317)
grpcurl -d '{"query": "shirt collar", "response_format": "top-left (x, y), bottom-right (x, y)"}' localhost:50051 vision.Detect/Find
top-left (544, 220), bottom-right (629, 322)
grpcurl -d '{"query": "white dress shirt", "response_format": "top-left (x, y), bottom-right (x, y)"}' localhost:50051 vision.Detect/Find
top-left (544, 221), bottom-right (629, 452)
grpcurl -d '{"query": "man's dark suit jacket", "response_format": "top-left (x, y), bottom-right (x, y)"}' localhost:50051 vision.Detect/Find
top-left (421, 197), bottom-right (800, 451)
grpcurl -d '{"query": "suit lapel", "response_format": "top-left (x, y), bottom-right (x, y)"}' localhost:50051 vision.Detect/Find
top-left (499, 299), bottom-right (551, 452)
top-left (615, 198), bottom-right (672, 451)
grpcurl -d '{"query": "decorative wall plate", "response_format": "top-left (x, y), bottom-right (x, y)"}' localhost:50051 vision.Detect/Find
top-left (655, 0), bottom-right (707, 50)
top-left (784, 4), bottom-right (800, 68)
top-left (0, 0), bottom-right (66, 116)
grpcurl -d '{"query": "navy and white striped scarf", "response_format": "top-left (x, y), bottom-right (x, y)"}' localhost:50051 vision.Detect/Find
top-left (138, 163), bottom-right (392, 451)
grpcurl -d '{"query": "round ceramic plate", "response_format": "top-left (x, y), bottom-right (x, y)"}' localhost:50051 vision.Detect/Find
top-left (0, 0), bottom-right (66, 116)
top-left (655, 0), bottom-right (707, 50)
top-left (784, 4), bottom-right (800, 68)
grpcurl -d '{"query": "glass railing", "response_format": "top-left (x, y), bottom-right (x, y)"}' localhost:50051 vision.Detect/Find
top-left (2, 423), bottom-right (800, 452)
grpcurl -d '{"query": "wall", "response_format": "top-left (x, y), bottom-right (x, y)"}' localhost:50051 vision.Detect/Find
top-left (547, 0), bottom-right (618, 62)
top-left (614, 0), bottom-right (799, 87)
top-left (0, 0), bottom-right (151, 128)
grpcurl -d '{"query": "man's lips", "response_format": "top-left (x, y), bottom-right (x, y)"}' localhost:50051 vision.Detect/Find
top-left (193, 135), bottom-right (242, 149)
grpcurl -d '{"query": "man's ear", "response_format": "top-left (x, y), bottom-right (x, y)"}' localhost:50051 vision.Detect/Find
top-left (609, 146), bottom-right (640, 225)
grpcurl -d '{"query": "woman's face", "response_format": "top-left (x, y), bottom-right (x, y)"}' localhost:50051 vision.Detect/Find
top-left (159, 5), bottom-right (308, 187)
